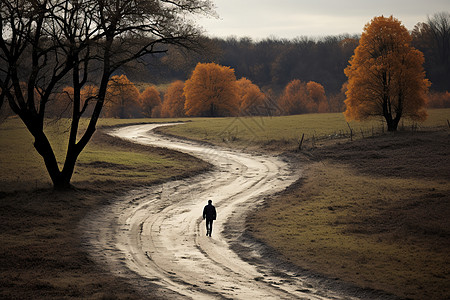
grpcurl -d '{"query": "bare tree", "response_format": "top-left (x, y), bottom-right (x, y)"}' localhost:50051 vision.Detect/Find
top-left (0, 0), bottom-right (214, 189)
top-left (427, 12), bottom-right (450, 91)
top-left (412, 12), bottom-right (450, 91)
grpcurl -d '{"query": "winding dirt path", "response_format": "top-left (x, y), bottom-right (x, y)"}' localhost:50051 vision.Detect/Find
top-left (80, 124), bottom-right (350, 299)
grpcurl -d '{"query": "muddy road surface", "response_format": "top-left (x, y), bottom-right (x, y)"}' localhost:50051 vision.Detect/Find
top-left (80, 124), bottom-right (353, 299)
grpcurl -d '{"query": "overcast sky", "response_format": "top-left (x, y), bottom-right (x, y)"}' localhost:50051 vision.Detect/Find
top-left (195, 0), bottom-right (449, 40)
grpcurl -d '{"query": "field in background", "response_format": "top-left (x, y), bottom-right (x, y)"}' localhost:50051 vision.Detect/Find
top-left (157, 109), bottom-right (450, 151)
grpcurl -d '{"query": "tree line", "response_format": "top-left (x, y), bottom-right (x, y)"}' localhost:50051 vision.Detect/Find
top-left (4, 12), bottom-right (448, 120)
top-left (43, 63), bottom-right (336, 119)
top-left (121, 12), bottom-right (450, 96)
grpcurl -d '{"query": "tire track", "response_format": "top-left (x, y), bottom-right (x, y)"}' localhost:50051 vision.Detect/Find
top-left (80, 123), bottom-right (352, 299)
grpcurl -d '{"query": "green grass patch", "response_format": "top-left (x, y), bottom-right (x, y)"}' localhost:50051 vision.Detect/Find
top-left (158, 109), bottom-right (450, 150)
top-left (0, 117), bottom-right (208, 192)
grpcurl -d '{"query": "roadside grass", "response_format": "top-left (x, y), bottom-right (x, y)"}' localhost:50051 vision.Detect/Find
top-left (0, 117), bottom-right (201, 192)
top-left (156, 108), bottom-right (450, 151)
top-left (248, 130), bottom-right (450, 299)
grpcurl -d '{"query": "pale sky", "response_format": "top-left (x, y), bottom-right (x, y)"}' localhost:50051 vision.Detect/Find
top-left (195, 0), bottom-right (449, 39)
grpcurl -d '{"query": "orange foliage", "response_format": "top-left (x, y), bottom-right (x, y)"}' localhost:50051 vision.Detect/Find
top-left (278, 79), bottom-right (328, 115)
top-left (80, 85), bottom-right (98, 116)
top-left (161, 80), bottom-right (186, 118)
top-left (344, 16), bottom-right (430, 130)
top-left (140, 85), bottom-right (162, 118)
top-left (104, 75), bottom-right (141, 118)
top-left (328, 82), bottom-right (347, 113)
top-left (53, 85), bottom-right (98, 117)
top-left (53, 86), bottom-right (74, 117)
top-left (236, 77), bottom-right (266, 115)
top-left (306, 81), bottom-right (328, 113)
top-left (427, 91), bottom-right (450, 108)
top-left (278, 79), bottom-right (309, 115)
top-left (184, 63), bottom-right (239, 117)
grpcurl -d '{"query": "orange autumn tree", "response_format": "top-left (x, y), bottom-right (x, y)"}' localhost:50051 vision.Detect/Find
top-left (161, 80), bottom-right (186, 117)
top-left (184, 63), bottom-right (239, 117)
top-left (140, 85), bottom-right (162, 117)
top-left (53, 86), bottom-right (74, 118)
top-left (306, 81), bottom-right (328, 113)
top-left (104, 75), bottom-right (141, 118)
top-left (278, 79), bottom-right (309, 115)
top-left (236, 77), bottom-right (266, 115)
top-left (80, 85), bottom-right (99, 117)
top-left (278, 79), bottom-right (327, 115)
top-left (344, 16), bottom-right (430, 131)
top-left (53, 85), bottom-right (98, 118)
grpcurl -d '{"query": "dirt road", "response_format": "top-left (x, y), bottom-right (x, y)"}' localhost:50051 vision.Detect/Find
top-left (80, 124), bottom-right (350, 299)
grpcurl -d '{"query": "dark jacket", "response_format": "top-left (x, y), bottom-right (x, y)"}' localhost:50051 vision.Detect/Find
top-left (203, 204), bottom-right (216, 220)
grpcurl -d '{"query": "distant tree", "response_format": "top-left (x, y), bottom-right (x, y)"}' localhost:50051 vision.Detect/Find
top-left (161, 80), bottom-right (186, 118)
top-left (306, 81), bottom-right (328, 113)
top-left (328, 82), bottom-right (347, 113)
top-left (51, 87), bottom-right (74, 118)
top-left (412, 12), bottom-right (450, 91)
top-left (140, 86), bottom-right (162, 118)
top-left (184, 63), bottom-right (239, 117)
top-left (52, 85), bottom-right (98, 118)
top-left (104, 75), bottom-right (141, 118)
top-left (278, 79), bottom-right (328, 115)
top-left (0, 0), bottom-right (213, 188)
top-left (236, 77), bottom-right (266, 115)
top-left (151, 104), bottom-right (162, 118)
top-left (344, 16), bottom-right (430, 131)
top-left (427, 91), bottom-right (450, 108)
top-left (278, 79), bottom-right (310, 115)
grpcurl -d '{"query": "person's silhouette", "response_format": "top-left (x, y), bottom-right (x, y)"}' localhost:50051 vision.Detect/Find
top-left (203, 200), bottom-right (216, 237)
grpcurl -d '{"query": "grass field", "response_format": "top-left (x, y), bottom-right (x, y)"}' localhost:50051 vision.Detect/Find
top-left (157, 109), bottom-right (450, 151)
top-left (0, 117), bottom-right (200, 192)
top-left (247, 130), bottom-right (450, 299)
top-left (0, 109), bottom-right (449, 299)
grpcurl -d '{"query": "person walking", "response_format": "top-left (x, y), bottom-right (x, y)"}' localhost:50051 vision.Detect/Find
top-left (203, 200), bottom-right (216, 237)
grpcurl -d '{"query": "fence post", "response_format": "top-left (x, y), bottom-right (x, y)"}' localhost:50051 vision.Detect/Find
top-left (347, 122), bottom-right (353, 141)
top-left (298, 133), bottom-right (305, 151)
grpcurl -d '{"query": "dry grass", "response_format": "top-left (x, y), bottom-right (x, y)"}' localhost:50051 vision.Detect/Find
top-left (0, 189), bottom-right (151, 299)
top-left (247, 130), bottom-right (450, 299)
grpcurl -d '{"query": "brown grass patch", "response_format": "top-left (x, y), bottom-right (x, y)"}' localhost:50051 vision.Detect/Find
top-left (248, 130), bottom-right (450, 299)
